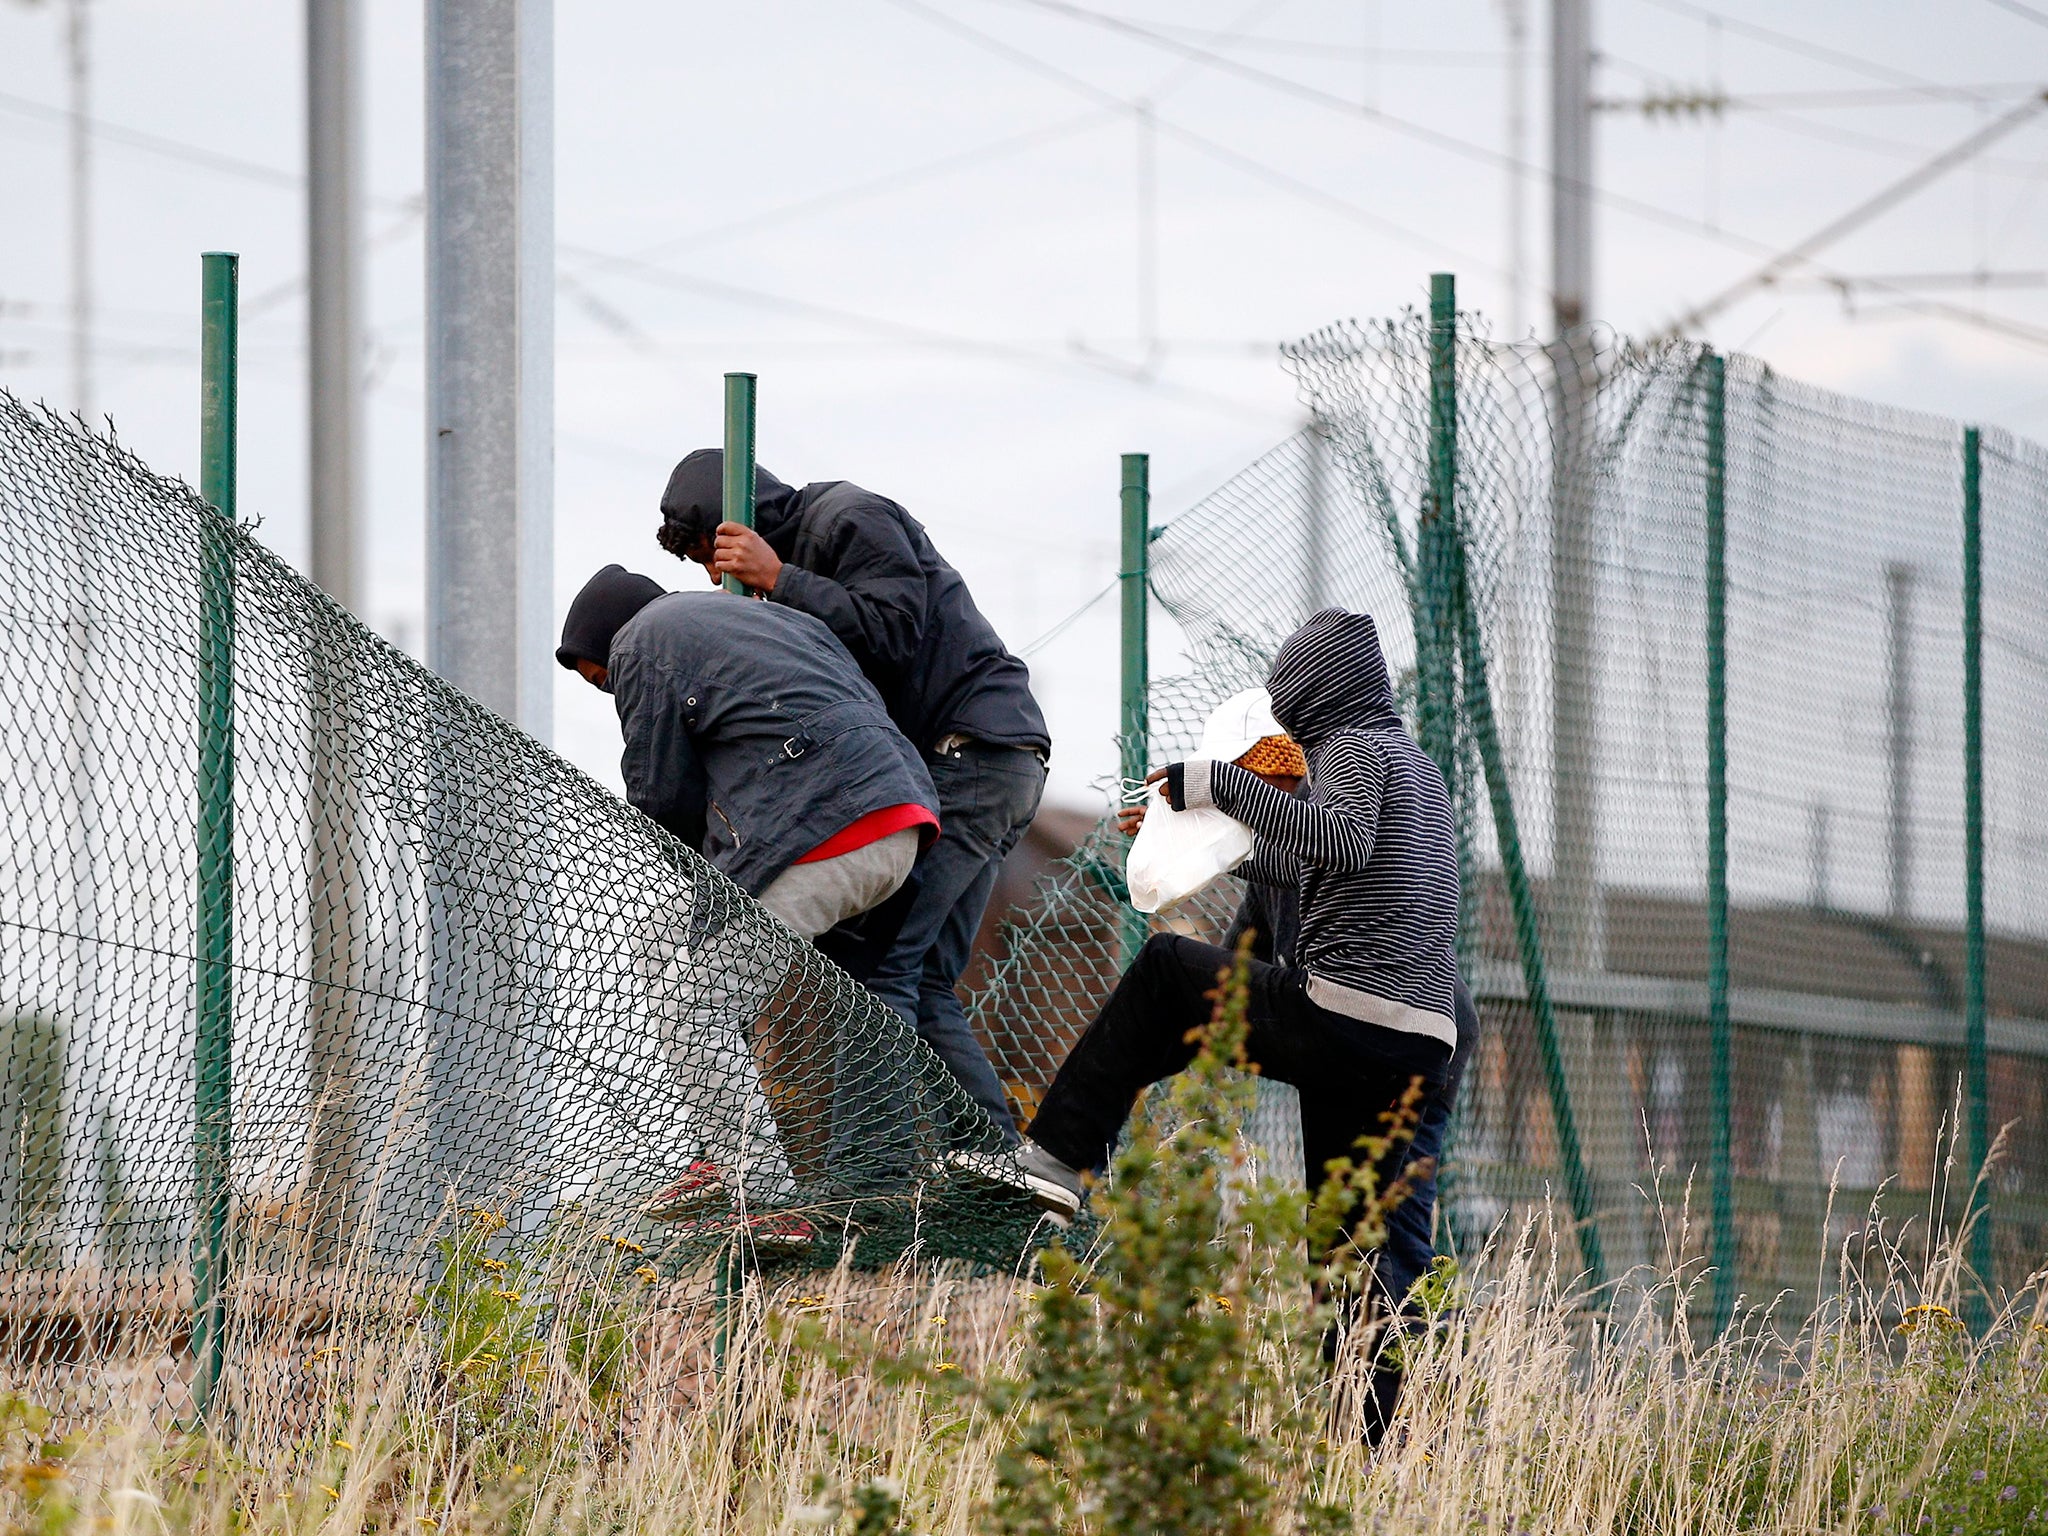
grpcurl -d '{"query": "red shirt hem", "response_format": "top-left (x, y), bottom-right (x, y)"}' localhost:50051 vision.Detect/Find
top-left (794, 802), bottom-right (939, 864)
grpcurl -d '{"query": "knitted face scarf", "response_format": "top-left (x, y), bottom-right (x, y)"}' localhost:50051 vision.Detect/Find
top-left (1234, 734), bottom-right (1307, 779)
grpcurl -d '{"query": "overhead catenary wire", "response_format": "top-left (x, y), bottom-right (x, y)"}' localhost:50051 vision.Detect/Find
top-left (1982, 0), bottom-right (2048, 29)
top-left (1661, 93), bottom-right (2048, 337)
top-left (1624, 0), bottom-right (1976, 95)
top-left (0, 84), bottom-right (1290, 420)
top-left (1036, 9), bottom-right (1509, 63)
top-left (980, 0), bottom-right (2026, 260)
top-left (556, 241), bottom-right (1292, 424)
top-left (1599, 81), bottom-right (2048, 112)
top-left (960, 0), bottom-right (2048, 355)
top-left (625, 109), bottom-right (1119, 264)
top-left (1017, 573), bottom-right (1121, 658)
top-left (873, 0), bottom-right (1514, 279)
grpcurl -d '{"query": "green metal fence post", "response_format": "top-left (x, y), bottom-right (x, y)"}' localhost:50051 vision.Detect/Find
top-left (193, 251), bottom-right (239, 1421)
top-left (1422, 275), bottom-right (1466, 1253)
top-left (712, 1245), bottom-right (736, 1376)
top-left (1426, 273), bottom-right (1603, 1281)
top-left (1419, 275), bottom-right (1459, 809)
top-left (1119, 453), bottom-right (1151, 965)
top-left (1452, 577), bottom-right (1606, 1291)
top-left (721, 372), bottom-right (758, 596)
top-left (1703, 350), bottom-right (1737, 1333)
top-left (1436, 268), bottom-right (1604, 1287)
top-left (710, 295), bottom-right (758, 1369)
top-left (1962, 425), bottom-right (1992, 1326)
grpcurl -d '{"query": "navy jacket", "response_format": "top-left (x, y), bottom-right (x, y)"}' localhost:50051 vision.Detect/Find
top-left (658, 452), bottom-right (1051, 757)
top-left (608, 590), bottom-right (939, 896)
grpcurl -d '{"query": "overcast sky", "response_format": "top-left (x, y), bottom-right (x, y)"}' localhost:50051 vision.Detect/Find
top-left (2, 0), bottom-right (2044, 806)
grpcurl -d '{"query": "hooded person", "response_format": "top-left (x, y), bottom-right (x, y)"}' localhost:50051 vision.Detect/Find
top-left (655, 451), bottom-right (1049, 1149)
top-left (958, 608), bottom-right (1461, 1235)
top-left (559, 567), bottom-right (947, 1221)
top-left (557, 564), bottom-right (940, 928)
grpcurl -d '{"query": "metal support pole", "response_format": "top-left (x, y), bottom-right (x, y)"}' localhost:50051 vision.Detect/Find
top-left (67, 0), bottom-right (92, 421)
top-left (1549, 0), bottom-right (1593, 336)
top-left (1119, 453), bottom-right (1150, 965)
top-left (1703, 351), bottom-right (1736, 1333)
top-left (308, 0), bottom-right (364, 613)
top-left (421, 0), bottom-right (554, 1246)
top-left (1548, 0), bottom-right (1603, 976)
top-left (425, 0), bottom-right (554, 739)
top-left (193, 251), bottom-right (239, 1421)
top-left (1497, 0), bottom-right (1528, 340)
top-left (721, 373), bottom-right (758, 596)
top-left (1961, 426), bottom-right (1992, 1323)
top-left (306, 0), bottom-right (369, 1271)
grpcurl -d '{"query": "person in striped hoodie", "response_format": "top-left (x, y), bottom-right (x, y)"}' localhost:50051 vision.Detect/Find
top-left (980, 607), bottom-right (1461, 1230)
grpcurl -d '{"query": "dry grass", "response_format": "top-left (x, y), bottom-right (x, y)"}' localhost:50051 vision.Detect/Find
top-left (0, 1197), bottom-right (2041, 1536)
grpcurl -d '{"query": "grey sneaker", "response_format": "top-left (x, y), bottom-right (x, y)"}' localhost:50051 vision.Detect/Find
top-left (941, 1142), bottom-right (1085, 1222)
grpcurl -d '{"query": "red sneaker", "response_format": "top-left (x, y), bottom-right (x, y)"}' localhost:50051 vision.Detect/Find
top-left (641, 1162), bottom-right (726, 1222)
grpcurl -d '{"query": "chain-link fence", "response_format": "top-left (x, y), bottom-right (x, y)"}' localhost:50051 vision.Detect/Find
top-left (971, 295), bottom-right (2048, 1324)
top-left (0, 393), bottom-right (1035, 1413)
top-left (3, 290), bottom-right (2043, 1403)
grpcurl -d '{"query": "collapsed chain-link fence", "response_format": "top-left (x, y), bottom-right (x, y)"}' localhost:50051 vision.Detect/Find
top-left (0, 393), bottom-right (1034, 1412)
top-left (969, 302), bottom-right (2048, 1323)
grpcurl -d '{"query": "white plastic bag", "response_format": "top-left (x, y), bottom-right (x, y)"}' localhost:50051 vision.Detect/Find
top-left (1124, 782), bottom-right (1254, 914)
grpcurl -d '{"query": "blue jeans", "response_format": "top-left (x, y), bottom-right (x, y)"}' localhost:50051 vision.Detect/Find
top-left (1373, 1091), bottom-right (1451, 1310)
top-left (864, 741), bottom-right (1046, 1147)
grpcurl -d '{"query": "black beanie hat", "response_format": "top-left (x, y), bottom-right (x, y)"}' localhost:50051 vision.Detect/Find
top-left (656, 449), bottom-right (798, 558)
top-left (556, 564), bottom-right (666, 671)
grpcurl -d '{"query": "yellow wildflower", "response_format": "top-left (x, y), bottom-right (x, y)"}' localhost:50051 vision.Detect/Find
top-left (416, 1519), bottom-right (439, 1529)
top-left (469, 1209), bottom-right (508, 1232)
top-left (491, 1290), bottom-right (523, 1303)
top-left (319, 1485), bottom-right (340, 1501)
top-left (478, 1257), bottom-right (507, 1273)
top-left (934, 1362), bottom-right (960, 1374)
top-left (634, 1265), bottom-right (659, 1284)
top-left (1897, 1303), bottom-right (1964, 1335)
top-left (1209, 1293), bottom-right (1235, 1313)
top-left (333, 1439), bottom-right (353, 1452)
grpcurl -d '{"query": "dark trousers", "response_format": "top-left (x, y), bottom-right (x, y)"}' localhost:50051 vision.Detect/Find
top-left (865, 741), bottom-right (1046, 1145)
top-left (1374, 1092), bottom-right (1450, 1307)
top-left (1029, 934), bottom-right (1450, 1218)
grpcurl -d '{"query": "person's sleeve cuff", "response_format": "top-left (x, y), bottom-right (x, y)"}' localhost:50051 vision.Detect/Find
top-left (1181, 759), bottom-right (1216, 810)
top-left (767, 563), bottom-right (809, 606)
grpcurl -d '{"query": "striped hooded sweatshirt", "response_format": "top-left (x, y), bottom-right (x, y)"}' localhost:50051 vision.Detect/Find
top-left (1175, 608), bottom-right (1461, 1052)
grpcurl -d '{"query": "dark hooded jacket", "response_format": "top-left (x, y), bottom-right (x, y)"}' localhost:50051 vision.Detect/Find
top-left (561, 573), bottom-right (939, 897)
top-left (1172, 609), bottom-right (1460, 1055)
top-left (1226, 792), bottom-right (1478, 1100)
top-left (657, 451), bottom-right (1050, 757)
